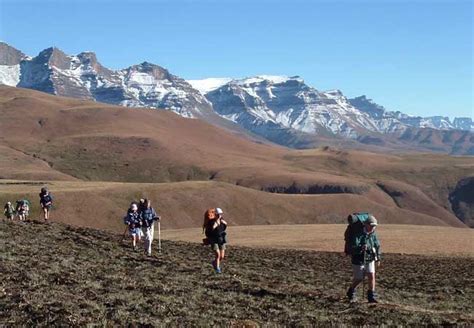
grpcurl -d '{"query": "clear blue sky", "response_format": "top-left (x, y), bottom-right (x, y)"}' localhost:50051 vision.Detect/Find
top-left (0, 0), bottom-right (472, 118)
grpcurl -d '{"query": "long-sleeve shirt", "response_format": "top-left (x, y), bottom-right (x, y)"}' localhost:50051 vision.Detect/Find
top-left (124, 212), bottom-right (141, 230)
top-left (140, 207), bottom-right (159, 228)
top-left (351, 230), bottom-right (381, 265)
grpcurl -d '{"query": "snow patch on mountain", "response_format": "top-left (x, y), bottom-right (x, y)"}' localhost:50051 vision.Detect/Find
top-left (0, 64), bottom-right (20, 86)
top-left (187, 78), bottom-right (233, 95)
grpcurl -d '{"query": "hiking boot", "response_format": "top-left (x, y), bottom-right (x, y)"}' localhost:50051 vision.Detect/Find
top-left (215, 267), bottom-right (222, 274)
top-left (347, 287), bottom-right (356, 302)
top-left (367, 290), bottom-right (378, 303)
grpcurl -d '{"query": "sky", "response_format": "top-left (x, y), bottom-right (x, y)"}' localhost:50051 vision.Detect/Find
top-left (0, 0), bottom-right (472, 118)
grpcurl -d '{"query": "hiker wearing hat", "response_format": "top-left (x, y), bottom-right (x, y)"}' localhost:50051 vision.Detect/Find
top-left (346, 215), bottom-right (381, 303)
top-left (209, 207), bottom-right (227, 273)
top-left (140, 199), bottom-right (160, 256)
top-left (4, 202), bottom-right (14, 221)
top-left (123, 202), bottom-right (143, 250)
top-left (39, 187), bottom-right (53, 222)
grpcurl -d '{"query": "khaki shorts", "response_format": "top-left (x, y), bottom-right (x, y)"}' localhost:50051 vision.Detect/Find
top-left (352, 261), bottom-right (375, 280)
top-left (211, 243), bottom-right (226, 251)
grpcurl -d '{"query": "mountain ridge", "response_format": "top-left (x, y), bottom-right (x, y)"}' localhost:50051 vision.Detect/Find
top-left (0, 41), bottom-right (472, 155)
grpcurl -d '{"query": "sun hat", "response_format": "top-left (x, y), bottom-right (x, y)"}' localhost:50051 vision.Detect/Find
top-left (366, 215), bottom-right (378, 226)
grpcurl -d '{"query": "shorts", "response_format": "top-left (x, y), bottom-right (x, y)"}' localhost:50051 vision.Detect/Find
top-left (211, 243), bottom-right (226, 251)
top-left (352, 261), bottom-right (375, 280)
top-left (129, 228), bottom-right (143, 237)
top-left (41, 204), bottom-right (52, 210)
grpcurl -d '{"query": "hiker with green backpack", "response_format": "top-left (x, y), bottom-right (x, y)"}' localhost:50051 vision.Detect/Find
top-left (344, 213), bottom-right (381, 303)
top-left (15, 199), bottom-right (30, 221)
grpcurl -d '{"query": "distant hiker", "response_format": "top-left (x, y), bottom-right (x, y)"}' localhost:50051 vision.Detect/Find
top-left (39, 187), bottom-right (53, 222)
top-left (3, 202), bottom-right (14, 221)
top-left (123, 202), bottom-right (142, 250)
top-left (345, 214), bottom-right (381, 303)
top-left (15, 199), bottom-right (29, 221)
top-left (203, 207), bottom-right (227, 273)
top-left (140, 199), bottom-right (160, 256)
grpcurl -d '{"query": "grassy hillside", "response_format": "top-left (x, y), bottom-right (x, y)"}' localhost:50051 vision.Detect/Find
top-left (0, 180), bottom-right (461, 232)
top-left (1, 220), bottom-right (473, 326)
top-left (0, 86), bottom-right (473, 227)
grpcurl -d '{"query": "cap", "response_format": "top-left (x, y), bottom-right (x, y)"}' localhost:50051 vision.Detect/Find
top-left (366, 215), bottom-right (378, 226)
top-left (216, 207), bottom-right (223, 215)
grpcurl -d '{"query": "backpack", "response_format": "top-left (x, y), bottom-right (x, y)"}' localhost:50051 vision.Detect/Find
top-left (16, 200), bottom-right (24, 212)
top-left (344, 212), bottom-right (370, 255)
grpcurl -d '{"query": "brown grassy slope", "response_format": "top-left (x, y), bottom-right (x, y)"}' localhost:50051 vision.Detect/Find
top-left (0, 86), bottom-right (472, 227)
top-left (0, 180), bottom-right (457, 232)
top-left (164, 224), bottom-right (474, 257)
top-left (0, 145), bottom-right (77, 181)
top-left (1, 220), bottom-right (473, 326)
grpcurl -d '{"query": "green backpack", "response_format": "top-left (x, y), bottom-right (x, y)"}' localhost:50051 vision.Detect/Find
top-left (344, 212), bottom-right (370, 255)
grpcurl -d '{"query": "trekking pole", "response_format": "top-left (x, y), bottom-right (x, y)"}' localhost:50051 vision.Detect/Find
top-left (158, 220), bottom-right (162, 253)
top-left (362, 243), bottom-right (367, 301)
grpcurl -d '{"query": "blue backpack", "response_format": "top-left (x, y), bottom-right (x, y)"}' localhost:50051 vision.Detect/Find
top-left (344, 212), bottom-right (370, 255)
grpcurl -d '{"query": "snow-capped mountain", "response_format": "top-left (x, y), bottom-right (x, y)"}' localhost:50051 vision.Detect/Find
top-left (0, 42), bottom-right (213, 118)
top-left (203, 76), bottom-right (410, 141)
top-left (196, 76), bottom-right (472, 153)
top-left (0, 42), bottom-right (472, 154)
top-left (349, 95), bottom-right (473, 132)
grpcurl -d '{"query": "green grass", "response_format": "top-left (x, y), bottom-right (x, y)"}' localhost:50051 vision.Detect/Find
top-left (0, 220), bottom-right (473, 326)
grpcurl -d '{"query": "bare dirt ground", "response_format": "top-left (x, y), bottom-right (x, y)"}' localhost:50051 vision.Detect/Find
top-left (163, 224), bottom-right (474, 257)
top-left (1, 220), bottom-right (473, 326)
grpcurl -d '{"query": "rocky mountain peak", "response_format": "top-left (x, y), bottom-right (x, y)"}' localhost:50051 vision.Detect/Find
top-left (36, 47), bottom-right (70, 70)
top-left (125, 61), bottom-right (171, 81)
top-left (77, 51), bottom-right (98, 65)
top-left (0, 42), bottom-right (26, 65)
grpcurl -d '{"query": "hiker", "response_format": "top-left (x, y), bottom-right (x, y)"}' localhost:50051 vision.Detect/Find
top-left (3, 202), bottom-right (14, 221)
top-left (123, 202), bottom-right (142, 250)
top-left (346, 215), bottom-right (381, 303)
top-left (140, 199), bottom-right (160, 256)
top-left (15, 199), bottom-right (29, 221)
top-left (204, 207), bottom-right (227, 273)
top-left (39, 187), bottom-right (53, 222)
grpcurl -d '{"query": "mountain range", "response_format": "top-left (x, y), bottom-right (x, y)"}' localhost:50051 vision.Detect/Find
top-left (1, 42), bottom-right (472, 154)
